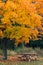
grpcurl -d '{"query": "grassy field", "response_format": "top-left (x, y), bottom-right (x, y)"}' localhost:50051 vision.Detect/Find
top-left (0, 48), bottom-right (43, 65)
top-left (0, 61), bottom-right (43, 65)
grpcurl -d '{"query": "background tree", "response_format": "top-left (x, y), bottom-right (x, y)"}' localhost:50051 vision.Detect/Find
top-left (0, 0), bottom-right (43, 60)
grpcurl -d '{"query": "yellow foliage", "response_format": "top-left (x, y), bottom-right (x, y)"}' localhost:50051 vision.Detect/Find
top-left (0, 0), bottom-right (43, 44)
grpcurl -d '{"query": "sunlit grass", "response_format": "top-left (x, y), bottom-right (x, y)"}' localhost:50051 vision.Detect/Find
top-left (0, 61), bottom-right (43, 65)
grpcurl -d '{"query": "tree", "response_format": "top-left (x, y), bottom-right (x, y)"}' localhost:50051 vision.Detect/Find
top-left (0, 0), bottom-right (43, 60)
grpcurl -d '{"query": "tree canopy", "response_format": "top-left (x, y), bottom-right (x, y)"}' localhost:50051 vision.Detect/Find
top-left (0, 0), bottom-right (43, 45)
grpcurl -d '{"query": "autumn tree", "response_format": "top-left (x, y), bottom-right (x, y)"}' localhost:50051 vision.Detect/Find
top-left (0, 0), bottom-right (43, 60)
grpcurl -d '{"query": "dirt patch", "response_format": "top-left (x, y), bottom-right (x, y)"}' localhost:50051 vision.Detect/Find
top-left (0, 55), bottom-right (20, 62)
top-left (0, 55), bottom-right (43, 62)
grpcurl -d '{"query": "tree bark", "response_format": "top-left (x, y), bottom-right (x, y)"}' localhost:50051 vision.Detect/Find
top-left (2, 38), bottom-right (7, 60)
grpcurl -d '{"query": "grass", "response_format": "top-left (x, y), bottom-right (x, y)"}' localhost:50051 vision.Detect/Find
top-left (0, 48), bottom-right (43, 65)
top-left (0, 47), bottom-right (43, 55)
top-left (0, 61), bottom-right (43, 65)
top-left (0, 49), bottom-right (2, 55)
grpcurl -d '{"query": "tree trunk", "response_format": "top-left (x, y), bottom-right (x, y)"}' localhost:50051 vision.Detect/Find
top-left (2, 38), bottom-right (7, 60)
top-left (22, 42), bottom-right (24, 48)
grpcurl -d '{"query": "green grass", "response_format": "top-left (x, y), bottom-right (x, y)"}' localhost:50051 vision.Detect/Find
top-left (0, 61), bottom-right (43, 65)
top-left (0, 49), bottom-right (2, 55)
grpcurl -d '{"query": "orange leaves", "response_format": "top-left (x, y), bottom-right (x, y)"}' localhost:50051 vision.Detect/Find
top-left (19, 0), bottom-right (36, 13)
top-left (34, 0), bottom-right (43, 15)
top-left (0, 1), bottom-right (5, 9)
top-left (32, 29), bottom-right (38, 37)
top-left (0, 0), bottom-right (43, 44)
top-left (1, 17), bottom-right (11, 24)
top-left (38, 7), bottom-right (43, 15)
top-left (0, 30), bottom-right (3, 37)
top-left (4, 0), bottom-right (14, 11)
